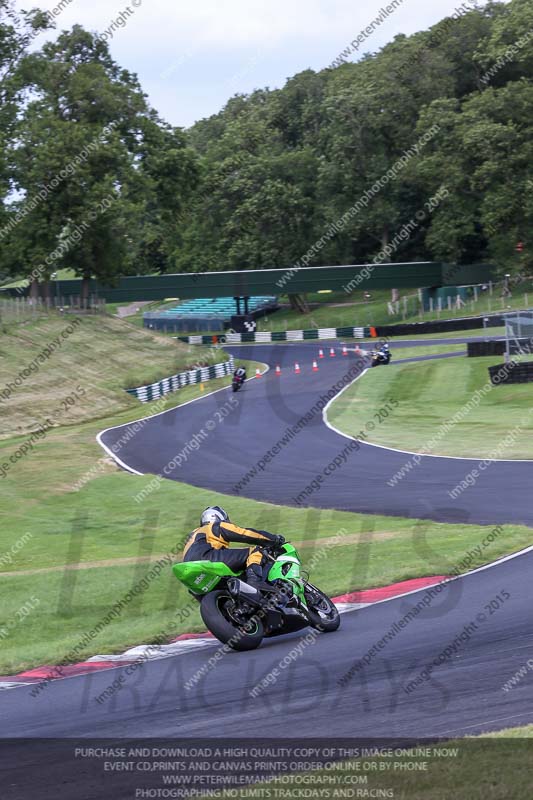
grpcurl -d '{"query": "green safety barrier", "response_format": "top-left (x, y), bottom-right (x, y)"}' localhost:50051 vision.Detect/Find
top-left (178, 326), bottom-right (371, 345)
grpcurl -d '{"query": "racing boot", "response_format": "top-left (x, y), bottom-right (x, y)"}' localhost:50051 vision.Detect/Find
top-left (245, 563), bottom-right (272, 591)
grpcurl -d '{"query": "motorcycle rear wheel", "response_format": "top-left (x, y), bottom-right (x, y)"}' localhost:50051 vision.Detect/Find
top-left (200, 590), bottom-right (264, 651)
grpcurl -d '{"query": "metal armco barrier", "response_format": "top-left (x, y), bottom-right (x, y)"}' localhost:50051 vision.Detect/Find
top-left (126, 357), bottom-right (235, 402)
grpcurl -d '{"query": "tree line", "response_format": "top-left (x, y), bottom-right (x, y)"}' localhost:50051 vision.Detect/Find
top-left (0, 0), bottom-right (531, 300)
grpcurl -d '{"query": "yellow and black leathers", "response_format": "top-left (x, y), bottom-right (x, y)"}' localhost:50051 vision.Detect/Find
top-left (182, 519), bottom-right (278, 572)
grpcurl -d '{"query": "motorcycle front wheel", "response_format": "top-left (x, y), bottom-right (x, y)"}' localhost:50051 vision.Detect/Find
top-left (303, 583), bottom-right (340, 632)
top-left (200, 590), bottom-right (264, 651)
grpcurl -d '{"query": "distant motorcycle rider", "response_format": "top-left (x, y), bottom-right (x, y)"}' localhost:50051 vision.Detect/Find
top-left (372, 343), bottom-right (391, 366)
top-left (182, 506), bottom-right (285, 586)
top-left (379, 343), bottom-right (391, 363)
top-left (233, 366), bottom-right (247, 382)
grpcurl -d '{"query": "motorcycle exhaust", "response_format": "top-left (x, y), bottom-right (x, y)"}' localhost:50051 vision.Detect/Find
top-left (227, 578), bottom-right (263, 605)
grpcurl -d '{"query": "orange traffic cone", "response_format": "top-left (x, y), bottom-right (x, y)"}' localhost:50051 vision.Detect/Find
top-left (275, 365), bottom-right (281, 376)
top-left (294, 363), bottom-right (301, 374)
top-left (342, 345), bottom-right (348, 356)
top-left (318, 349), bottom-right (324, 359)
top-left (255, 368), bottom-right (262, 378)
top-left (355, 346), bottom-right (362, 356)
top-left (312, 360), bottom-right (319, 372)
top-left (330, 347), bottom-right (336, 358)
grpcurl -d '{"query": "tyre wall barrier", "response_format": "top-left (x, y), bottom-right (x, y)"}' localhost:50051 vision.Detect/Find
top-left (488, 361), bottom-right (533, 385)
top-left (468, 341), bottom-right (507, 357)
top-left (468, 338), bottom-right (533, 357)
top-left (375, 314), bottom-right (505, 338)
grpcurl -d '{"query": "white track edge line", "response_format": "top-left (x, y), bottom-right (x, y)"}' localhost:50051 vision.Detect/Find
top-left (96, 361), bottom-right (270, 474)
top-left (322, 361), bottom-right (533, 463)
top-left (4, 544), bottom-right (533, 692)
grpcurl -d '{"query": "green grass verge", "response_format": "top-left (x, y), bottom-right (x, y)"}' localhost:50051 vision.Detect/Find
top-left (388, 344), bottom-right (466, 359)
top-left (0, 314), bottom-right (223, 439)
top-left (2, 380), bottom-right (533, 674)
top-left (1, 322), bottom-right (532, 675)
top-left (2, 461), bottom-right (533, 673)
top-left (328, 353), bottom-right (533, 458)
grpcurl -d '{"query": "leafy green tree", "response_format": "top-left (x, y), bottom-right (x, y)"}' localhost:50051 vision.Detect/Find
top-left (0, 0), bottom-right (51, 283)
top-left (177, 90), bottom-right (320, 274)
top-left (5, 25), bottom-right (198, 299)
top-left (417, 81), bottom-right (533, 271)
top-left (178, 0), bottom-right (533, 283)
top-left (5, 0), bottom-right (532, 297)
top-left (474, 0), bottom-right (533, 87)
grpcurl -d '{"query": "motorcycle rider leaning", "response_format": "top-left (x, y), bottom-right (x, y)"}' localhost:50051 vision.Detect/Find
top-left (376, 343), bottom-right (391, 364)
top-left (182, 506), bottom-right (285, 587)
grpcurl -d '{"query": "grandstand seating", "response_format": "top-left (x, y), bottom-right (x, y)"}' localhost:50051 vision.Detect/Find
top-left (162, 296), bottom-right (277, 320)
top-left (144, 295), bottom-right (279, 333)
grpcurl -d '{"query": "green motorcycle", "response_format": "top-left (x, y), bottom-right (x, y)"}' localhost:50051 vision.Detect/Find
top-left (172, 543), bottom-right (340, 651)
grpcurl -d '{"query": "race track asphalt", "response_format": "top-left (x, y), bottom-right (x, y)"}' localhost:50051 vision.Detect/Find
top-left (3, 545), bottom-right (533, 797)
top-left (3, 337), bottom-right (533, 797)
top-left (97, 340), bottom-right (533, 526)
